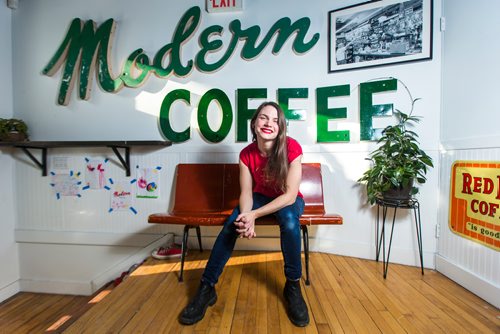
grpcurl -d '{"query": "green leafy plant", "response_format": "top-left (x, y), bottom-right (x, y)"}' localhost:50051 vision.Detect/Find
top-left (0, 118), bottom-right (29, 141)
top-left (358, 99), bottom-right (433, 205)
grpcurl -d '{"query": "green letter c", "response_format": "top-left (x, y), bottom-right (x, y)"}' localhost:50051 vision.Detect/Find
top-left (159, 89), bottom-right (191, 142)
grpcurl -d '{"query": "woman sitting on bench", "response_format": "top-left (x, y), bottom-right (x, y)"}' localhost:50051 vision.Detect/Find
top-left (179, 101), bottom-right (309, 327)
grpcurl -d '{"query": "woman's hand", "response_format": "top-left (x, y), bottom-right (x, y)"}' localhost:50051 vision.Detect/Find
top-left (234, 211), bottom-right (257, 239)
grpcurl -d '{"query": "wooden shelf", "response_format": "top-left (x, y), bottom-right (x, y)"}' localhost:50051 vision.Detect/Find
top-left (0, 140), bottom-right (172, 176)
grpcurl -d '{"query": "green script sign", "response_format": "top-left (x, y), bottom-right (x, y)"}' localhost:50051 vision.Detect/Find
top-left (42, 6), bottom-right (319, 105)
top-left (42, 6), bottom-right (399, 143)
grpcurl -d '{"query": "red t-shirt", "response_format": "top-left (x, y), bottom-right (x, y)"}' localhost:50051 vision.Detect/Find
top-left (239, 137), bottom-right (303, 198)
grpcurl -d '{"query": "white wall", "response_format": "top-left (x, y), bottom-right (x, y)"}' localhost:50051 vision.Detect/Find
top-left (438, 0), bottom-right (500, 308)
top-left (8, 0), bottom-right (442, 296)
top-left (0, 4), bottom-right (20, 302)
top-left (440, 0), bottom-right (500, 148)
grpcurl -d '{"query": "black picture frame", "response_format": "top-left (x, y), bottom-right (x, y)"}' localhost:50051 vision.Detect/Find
top-left (328, 0), bottom-right (433, 73)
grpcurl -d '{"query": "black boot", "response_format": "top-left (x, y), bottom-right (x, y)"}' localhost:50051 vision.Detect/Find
top-left (283, 279), bottom-right (309, 327)
top-left (179, 281), bottom-right (217, 325)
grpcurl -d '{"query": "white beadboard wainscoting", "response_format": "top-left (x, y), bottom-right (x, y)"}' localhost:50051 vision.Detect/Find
top-left (437, 145), bottom-right (500, 308)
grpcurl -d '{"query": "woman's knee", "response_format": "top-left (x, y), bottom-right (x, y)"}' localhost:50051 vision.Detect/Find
top-left (276, 207), bottom-right (299, 224)
top-left (277, 216), bottom-right (299, 234)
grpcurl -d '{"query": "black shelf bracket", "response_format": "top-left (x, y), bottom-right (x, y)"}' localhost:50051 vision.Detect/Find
top-left (20, 146), bottom-right (48, 176)
top-left (109, 145), bottom-right (131, 176)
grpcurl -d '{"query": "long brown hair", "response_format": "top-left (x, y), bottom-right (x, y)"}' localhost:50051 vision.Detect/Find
top-left (250, 102), bottom-right (289, 192)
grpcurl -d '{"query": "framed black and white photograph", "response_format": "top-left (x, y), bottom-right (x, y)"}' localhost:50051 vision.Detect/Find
top-left (328, 0), bottom-right (433, 73)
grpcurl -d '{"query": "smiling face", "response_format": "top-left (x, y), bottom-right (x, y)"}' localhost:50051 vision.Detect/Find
top-left (253, 105), bottom-right (280, 142)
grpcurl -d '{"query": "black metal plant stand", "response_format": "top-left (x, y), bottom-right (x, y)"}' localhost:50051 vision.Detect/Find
top-left (375, 197), bottom-right (424, 279)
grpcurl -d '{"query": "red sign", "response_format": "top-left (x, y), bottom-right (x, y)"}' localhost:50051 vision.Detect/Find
top-left (450, 161), bottom-right (500, 251)
top-left (206, 0), bottom-right (243, 13)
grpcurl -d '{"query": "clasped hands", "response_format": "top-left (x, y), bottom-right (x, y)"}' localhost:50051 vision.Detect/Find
top-left (234, 211), bottom-right (257, 239)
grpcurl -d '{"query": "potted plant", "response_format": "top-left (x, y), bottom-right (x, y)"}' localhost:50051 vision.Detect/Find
top-left (0, 118), bottom-right (29, 142)
top-left (358, 100), bottom-right (433, 205)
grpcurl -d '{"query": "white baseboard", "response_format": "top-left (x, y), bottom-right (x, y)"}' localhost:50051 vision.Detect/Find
top-left (0, 280), bottom-right (21, 303)
top-left (15, 229), bottom-right (165, 247)
top-left (314, 237), bottom-right (436, 269)
top-left (90, 234), bottom-right (172, 292)
top-left (19, 278), bottom-right (93, 296)
top-left (188, 235), bottom-right (435, 269)
top-left (436, 255), bottom-right (499, 309)
top-left (16, 232), bottom-right (173, 296)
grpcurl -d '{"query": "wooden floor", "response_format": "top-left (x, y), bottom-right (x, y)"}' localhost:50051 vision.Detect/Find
top-left (1, 251), bottom-right (499, 333)
top-left (0, 283), bottom-right (114, 333)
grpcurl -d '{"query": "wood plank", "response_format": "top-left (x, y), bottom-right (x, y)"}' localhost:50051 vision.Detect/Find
top-left (398, 266), bottom-right (499, 333)
top-left (242, 255), bottom-right (260, 333)
top-left (340, 257), bottom-right (407, 334)
top-left (119, 270), bottom-right (180, 333)
top-left (270, 253), bottom-right (304, 334)
top-left (6, 294), bottom-right (70, 332)
top-left (0, 291), bottom-right (107, 333)
top-left (399, 264), bottom-right (500, 330)
top-left (146, 250), bottom-right (210, 333)
top-left (310, 253), bottom-right (352, 333)
top-left (231, 255), bottom-right (251, 333)
top-left (265, 252), bottom-right (282, 334)
top-left (308, 253), bottom-right (346, 333)
top-left (255, 252), bottom-right (269, 334)
top-left (347, 256), bottom-right (424, 334)
top-left (1, 251), bottom-right (498, 334)
top-left (334, 256), bottom-right (406, 333)
top-left (370, 261), bottom-right (448, 333)
top-left (387, 267), bottom-right (472, 332)
top-left (214, 256), bottom-right (244, 333)
top-left (361, 257), bottom-right (449, 333)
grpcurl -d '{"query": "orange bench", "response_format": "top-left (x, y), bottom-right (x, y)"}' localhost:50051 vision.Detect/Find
top-left (148, 163), bottom-right (343, 284)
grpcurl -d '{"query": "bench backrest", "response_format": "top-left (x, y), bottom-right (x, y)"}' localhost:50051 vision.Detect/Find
top-left (171, 163), bottom-right (325, 216)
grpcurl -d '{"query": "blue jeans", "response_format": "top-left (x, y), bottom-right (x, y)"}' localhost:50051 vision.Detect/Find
top-left (201, 192), bottom-right (305, 286)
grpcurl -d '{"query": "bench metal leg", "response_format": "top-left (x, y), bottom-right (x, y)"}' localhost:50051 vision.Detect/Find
top-left (179, 225), bottom-right (204, 282)
top-left (195, 226), bottom-right (203, 252)
top-left (301, 225), bottom-right (310, 285)
top-left (179, 225), bottom-right (191, 282)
